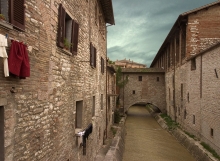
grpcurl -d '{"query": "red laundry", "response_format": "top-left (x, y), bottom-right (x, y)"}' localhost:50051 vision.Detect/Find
top-left (8, 40), bottom-right (30, 78)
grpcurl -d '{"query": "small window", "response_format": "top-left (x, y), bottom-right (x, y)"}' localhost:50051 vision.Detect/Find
top-left (132, 90), bottom-right (135, 94)
top-left (90, 43), bottom-right (97, 68)
top-left (187, 92), bottom-right (189, 102)
top-left (57, 4), bottom-right (79, 54)
top-left (101, 57), bottom-right (104, 73)
top-left (184, 110), bottom-right (186, 119)
top-left (138, 76), bottom-right (142, 81)
top-left (191, 58), bottom-right (196, 70)
top-left (214, 69), bottom-right (218, 78)
top-left (157, 77), bottom-right (159, 82)
top-left (0, 106), bottom-right (4, 161)
top-left (101, 94), bottom-right (103, 110)
top-left (76, 101), bottom-right (83, 128)
top-left (211, 128), bottom-right (214, 137)
top-left (181, 84), bottom-right (183, 101)
top-left (193, 115), bottom-right (195, 124)
top-left (92, 96), bottom-right (95, 117)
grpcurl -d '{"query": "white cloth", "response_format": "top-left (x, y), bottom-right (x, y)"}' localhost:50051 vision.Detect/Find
top-left (0, 34), bottom-right (9, 77)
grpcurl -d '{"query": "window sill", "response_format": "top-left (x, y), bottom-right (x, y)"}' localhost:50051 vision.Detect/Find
top-left (75, 128), bottom-right (83, 136)
top-left (0, 20), bottom-right (13, 30)
top-left (62, 49), bottom-right (72, 56)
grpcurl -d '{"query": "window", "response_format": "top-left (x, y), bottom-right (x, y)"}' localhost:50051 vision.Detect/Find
top-left (0, 106), bottom-right (4, 161)
top-left (101, 57), bottom-right (104, 73)
top-left (76, 101), bottom-right (83, 128)
top-left (184, 110), bottom-right (186, 119)
top-left (132, 90), bottom-right (135, 94)
top-left (0, 0), bottom-right (25, 30)
top-left (214, 69), bottom-right (218, 78)
top-left (187, 92), bottom-right (189, 102)
top-left (211, 128), bottom-right (214, 137)
top-left (191, 58), bottom-right (196, 70)
top-left (57, 4), bottom-right (79, 54)
top-left (101, 94), bottom-right (103, 110)
top-left (92, 96), bottom-right (95, 117)
top-left (193, 115), bottom-right (195, 124)
top-left (138, 76), bottom-right (142, 81)
top-left (90, 43), bottom-right (96, 68)
top-left (157, 77), bottom-right (159, 82)
top-left (181, 84), bottom-right (183, 101)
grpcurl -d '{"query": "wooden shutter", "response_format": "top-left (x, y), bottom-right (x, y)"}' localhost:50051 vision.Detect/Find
top-left (71, 21), bottom-right (79, 55)
top-left (57, 4), bottom-right (65, 48)
top-left (9, 0), bottom-right (25, 30)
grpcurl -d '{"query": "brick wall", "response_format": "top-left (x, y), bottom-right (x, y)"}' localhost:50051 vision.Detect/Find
top-left (0, 0), bottom-right (113, 160)
top-left (186, 4), bottom-right (220, 57)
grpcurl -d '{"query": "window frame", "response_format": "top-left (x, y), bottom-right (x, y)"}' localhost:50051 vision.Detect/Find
top-left (57, 4), bottom-right (79, 55)
top-left (90, 43), bottom-right (96, 68)
top-left (101, 57), bottom-right (104, 73)
top-left (138, 76), bottom-right (142, 81)
top-left (0, 0), bottom-right (26, 30)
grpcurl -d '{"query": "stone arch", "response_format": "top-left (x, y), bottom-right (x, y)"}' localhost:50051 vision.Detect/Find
top-left (124, 100), bottom-right (163, 113)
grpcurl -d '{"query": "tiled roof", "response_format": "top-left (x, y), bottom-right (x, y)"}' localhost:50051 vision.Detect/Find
top-left (122, 68), bottom-right (165, 73)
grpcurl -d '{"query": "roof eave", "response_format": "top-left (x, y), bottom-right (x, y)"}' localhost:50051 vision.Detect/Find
top-left (100, 0), bottom-right (115, 25)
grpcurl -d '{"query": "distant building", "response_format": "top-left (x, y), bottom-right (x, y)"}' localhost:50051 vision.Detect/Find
top-left (115, 58), bottom-right (147, 68)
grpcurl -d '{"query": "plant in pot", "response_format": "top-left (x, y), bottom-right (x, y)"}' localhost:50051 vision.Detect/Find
top-left (63, 38), bottom-right (72, 51)
top-left (0, 14), bottom-right (5, 21)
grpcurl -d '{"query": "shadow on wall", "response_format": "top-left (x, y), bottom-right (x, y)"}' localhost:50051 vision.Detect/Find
top-left (125, 102), bottom-right (161, 114)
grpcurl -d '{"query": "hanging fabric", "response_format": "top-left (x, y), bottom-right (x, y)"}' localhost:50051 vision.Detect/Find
top-left (8, 40), bottom-right (30, 78)
top-left (0, 34), bottom-right (9, 77)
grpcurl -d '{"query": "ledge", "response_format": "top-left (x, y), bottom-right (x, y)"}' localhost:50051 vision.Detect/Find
top-left (0, 21), bottom-right (13, 30)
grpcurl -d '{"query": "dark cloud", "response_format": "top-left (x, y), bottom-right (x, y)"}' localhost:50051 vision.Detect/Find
top-left (107, 0), bottom-right (217, 67)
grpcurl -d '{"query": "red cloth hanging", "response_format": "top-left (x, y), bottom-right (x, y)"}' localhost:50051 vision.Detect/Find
top-left (19, 43), bottom-right (30, 77)
top-left (8, 40), bottom-right (30, 78)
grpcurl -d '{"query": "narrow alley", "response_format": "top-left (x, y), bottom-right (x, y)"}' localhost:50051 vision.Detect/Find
top-left (123, 105), bottom-right (195, 161)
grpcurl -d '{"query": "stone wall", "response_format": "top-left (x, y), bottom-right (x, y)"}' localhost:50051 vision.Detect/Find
top-left (0, 0), bottom-right (114, 160)
top-left (165, 44), bottom-right (220, 155)
top-left (120, 68), bottom-right (166, 112)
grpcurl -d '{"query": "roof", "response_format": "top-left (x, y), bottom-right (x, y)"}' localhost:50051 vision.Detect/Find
top-left (121, 68), bottom-right (165, 73)
top-left (115, 59), bottom-right (146, 66)
top-left (107, 65), bottom-right (116, 73)
top-left (150, 0), bottom-right (220, 67)
top-left (100, 0), bottom-right (115, 25)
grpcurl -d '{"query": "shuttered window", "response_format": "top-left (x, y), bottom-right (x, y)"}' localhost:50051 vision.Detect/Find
top-left (90, 43), bottom-right (96, 68)
top-left (7, 0), bottom-right (25, 30)
top-left (57, 4), bottom-right (79, 55)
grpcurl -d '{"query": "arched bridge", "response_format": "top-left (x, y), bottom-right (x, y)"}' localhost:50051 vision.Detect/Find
top-left (119, 68), bottom-right (166, 113)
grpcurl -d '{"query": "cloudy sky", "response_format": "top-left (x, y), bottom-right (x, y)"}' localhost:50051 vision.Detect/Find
top-left (107, 0), bottom-right (217, 67)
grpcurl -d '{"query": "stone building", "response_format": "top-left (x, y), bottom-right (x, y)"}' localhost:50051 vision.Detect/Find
top-left (119, 68), bottom-right (166, 113)
top-left (150, 1), bottom-right (220, 155)
top-left (106, 63), bottom-right (116, 133)
top-left (115, 58), bottom-right (147, 68)
top-left (0, 0), bottom-right (115, 161)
